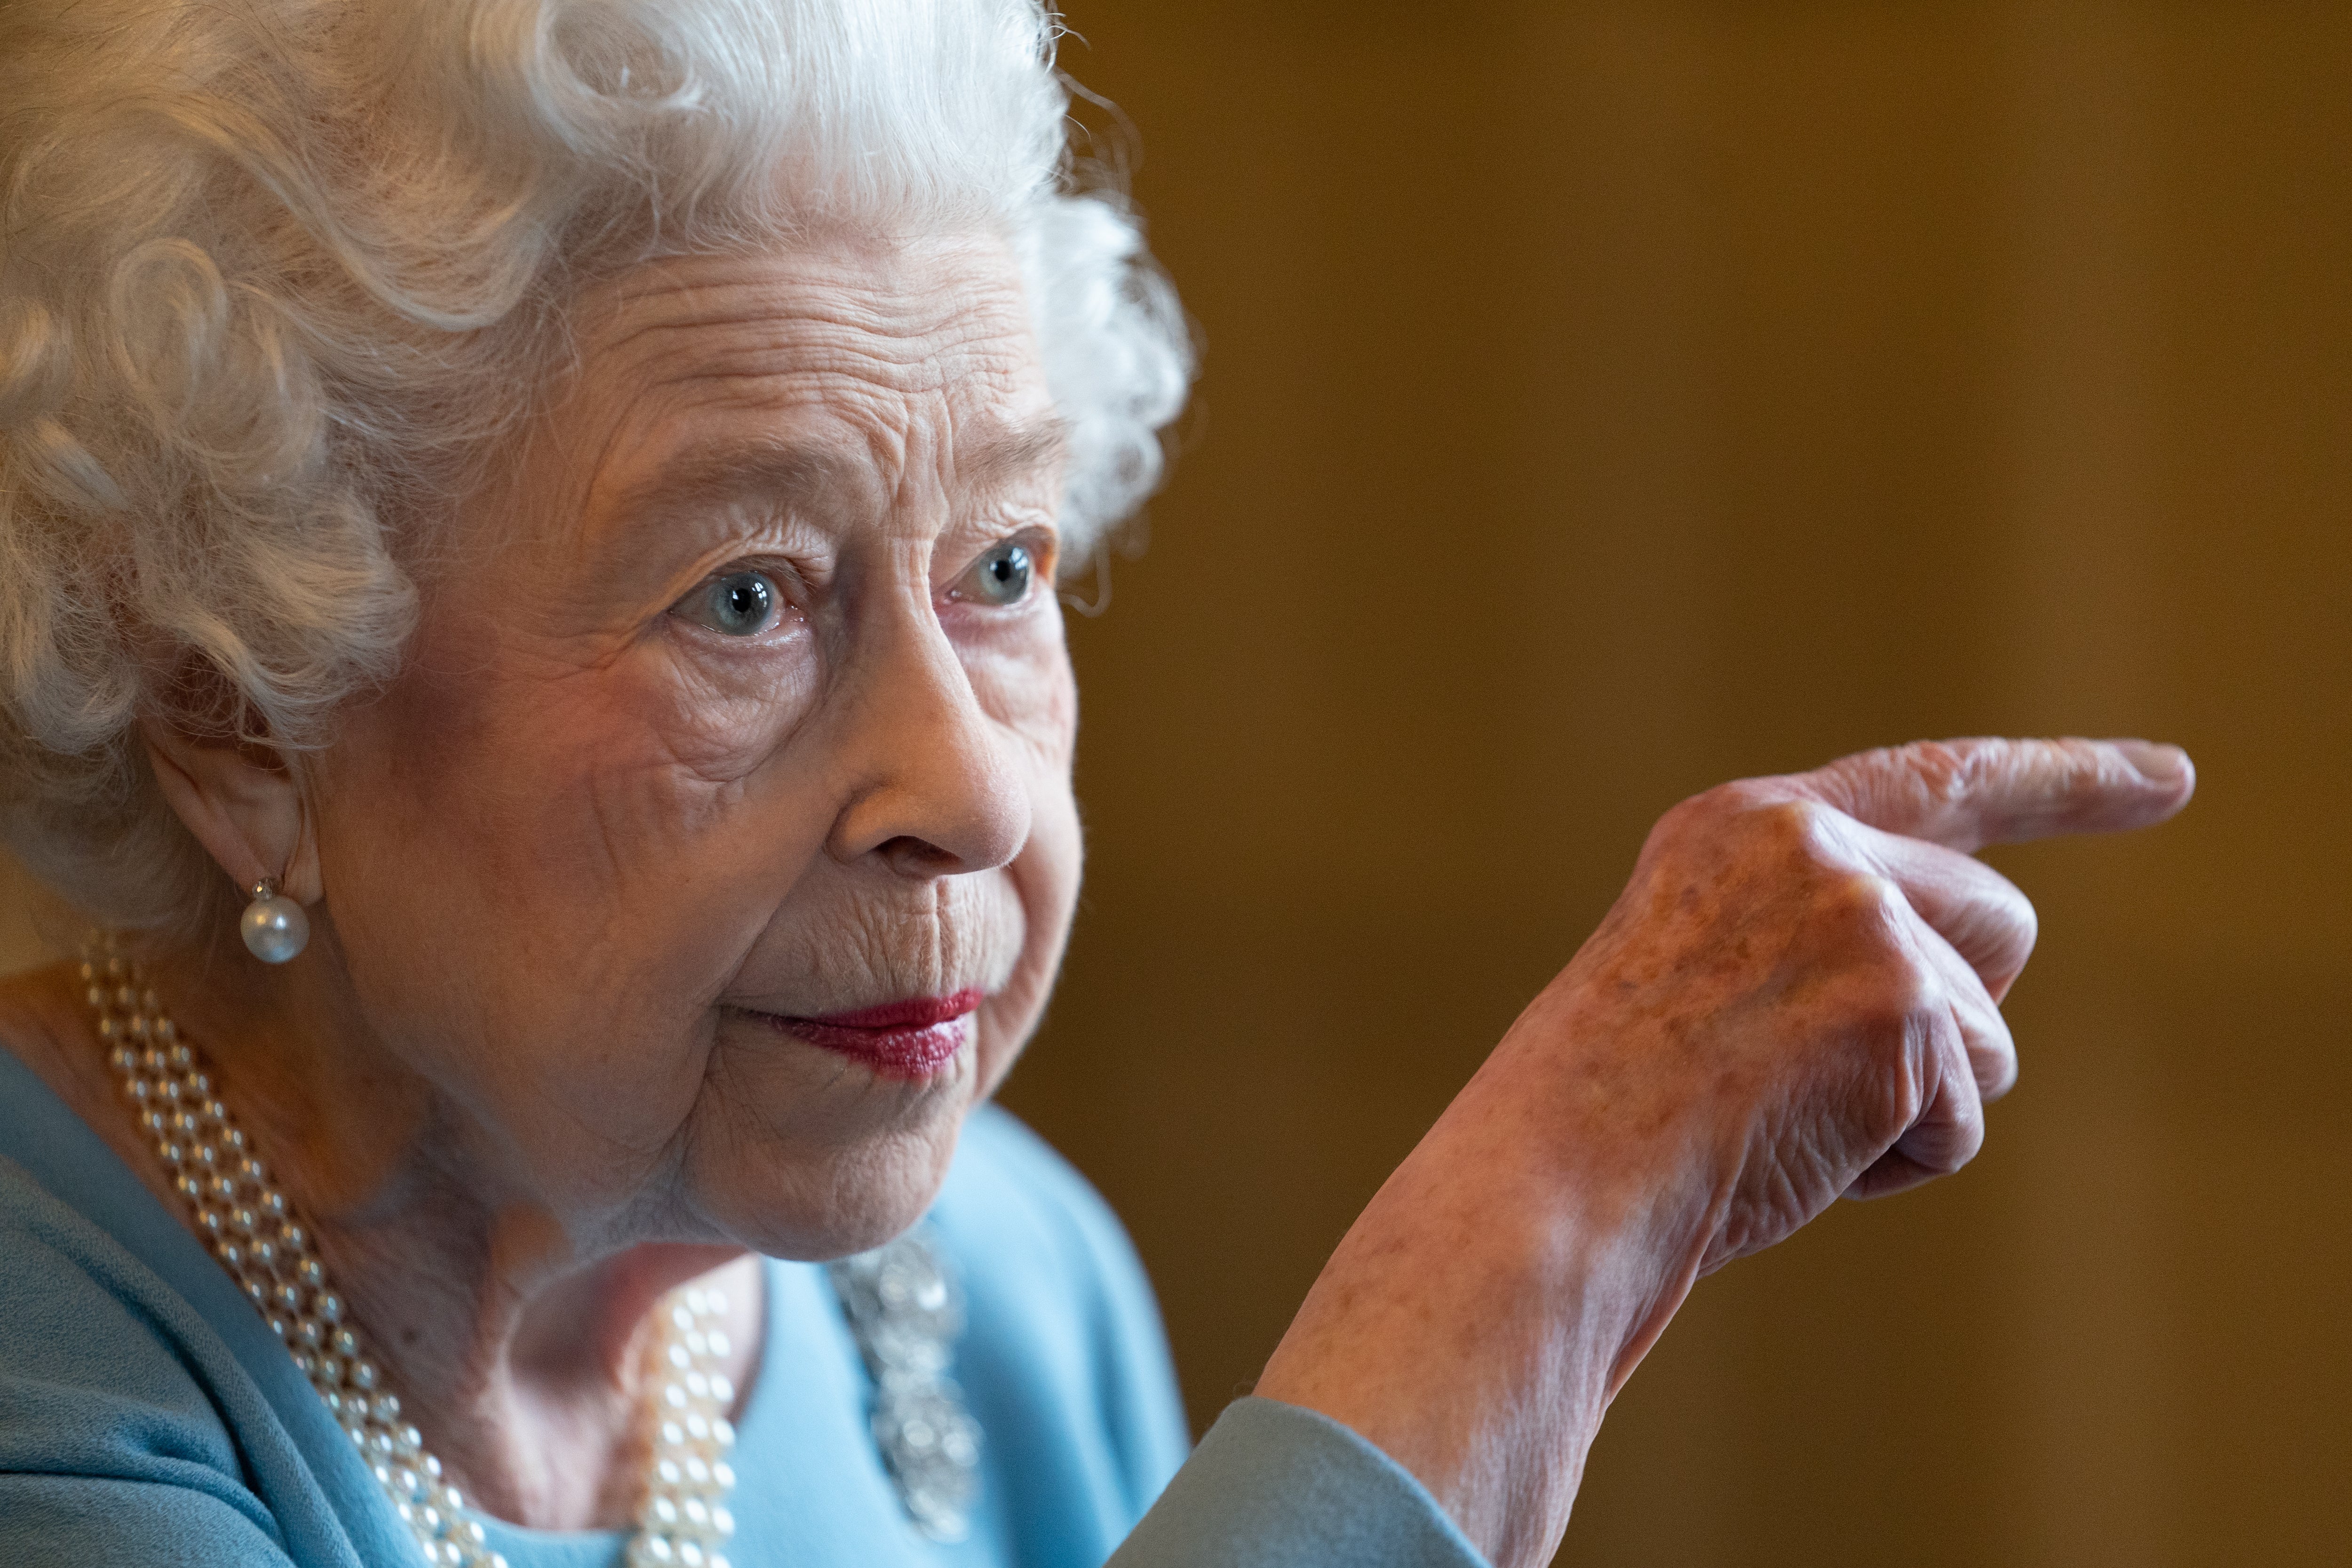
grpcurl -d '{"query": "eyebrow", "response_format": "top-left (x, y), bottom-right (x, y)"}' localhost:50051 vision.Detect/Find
top-left (956, 417), bottom-right (1071, 490)
top-left (601, 416), bottom-right (1072, 537)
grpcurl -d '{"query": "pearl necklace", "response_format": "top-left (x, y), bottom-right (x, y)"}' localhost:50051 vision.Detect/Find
top-left (80, 941), bottom-right (740, 1568)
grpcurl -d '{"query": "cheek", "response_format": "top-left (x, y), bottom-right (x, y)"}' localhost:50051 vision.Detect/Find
top-left (330, 631), bottom-right (814, 947)
top-left (311, 621), bottom-right (837, 1182)
top-left (958, 597), bottom-right (1076, 762)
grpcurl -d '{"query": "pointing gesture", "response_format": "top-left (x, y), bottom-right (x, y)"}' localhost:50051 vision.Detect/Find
top-left (1565, 736), bottom-right (2195, 1223)
top-left (1685, 737), bottom-right (2194, 1200)
top-left (1255, 737), bottom-right (2193, 1568)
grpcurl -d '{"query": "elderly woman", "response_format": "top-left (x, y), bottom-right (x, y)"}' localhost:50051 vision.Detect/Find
top-left (0, 2), bottom-right (2193, 1566)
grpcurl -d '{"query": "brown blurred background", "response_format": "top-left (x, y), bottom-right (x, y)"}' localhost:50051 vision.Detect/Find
top-left (1008, 1), bottom-right (2349, 1564)
top-left (3, 1), bottom-right (2346, 1563)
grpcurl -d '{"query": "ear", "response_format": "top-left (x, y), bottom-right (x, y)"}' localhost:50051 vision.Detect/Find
top-left (140, 720), bottom-right (323, 906)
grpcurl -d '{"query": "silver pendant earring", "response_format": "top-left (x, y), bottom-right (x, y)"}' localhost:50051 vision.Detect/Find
top-left (240, 879), bottom-right (309, 963)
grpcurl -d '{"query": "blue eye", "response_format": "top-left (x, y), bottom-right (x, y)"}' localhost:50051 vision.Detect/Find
top-left (956, 539), bottom-right (1034, 607)
top-left (675, 570), bottom-right (779, 637)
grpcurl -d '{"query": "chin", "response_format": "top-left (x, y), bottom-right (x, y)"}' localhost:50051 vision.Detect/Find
top-left (690, 1084), bottom-right (975, 1262)
top-left (671, 986), bottom-right (1040, 1259)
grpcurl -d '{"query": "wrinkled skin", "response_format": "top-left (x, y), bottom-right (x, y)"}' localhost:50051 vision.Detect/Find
top-left (311, 234), bottom-right (1078, 1264)
top-left (0, 223), bottom-right (2193, 1559)
top-left (1256, 737), bottom-right (2192, 1567)
top-left (2, 229), bottom-right (1081, 1528)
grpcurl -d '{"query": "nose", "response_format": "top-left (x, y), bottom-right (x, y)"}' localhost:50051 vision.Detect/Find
top-left (824, 592), bottom-right (1030, 879)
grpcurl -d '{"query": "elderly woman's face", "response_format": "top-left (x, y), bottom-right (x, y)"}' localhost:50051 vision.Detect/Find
top-left (313, 233), bottom-right (1077, 1257)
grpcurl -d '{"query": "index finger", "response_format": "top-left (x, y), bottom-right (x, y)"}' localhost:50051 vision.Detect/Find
top-left (1782, 736), bottom-right (2195, 853)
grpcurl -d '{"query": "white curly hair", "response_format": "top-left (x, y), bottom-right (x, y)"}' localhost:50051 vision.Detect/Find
top-left (0, 0), bottom-right (1192, 939)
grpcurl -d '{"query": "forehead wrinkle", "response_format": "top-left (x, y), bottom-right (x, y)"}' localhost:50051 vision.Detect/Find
top-left (596, 409), bottom-right (1065, 560)
top-left (597, 271), bottom-right (1034, 400)
top-left (564, 246), bottom-right (1051, 555)
top-left (583, 332), bottom-right (1035, 531)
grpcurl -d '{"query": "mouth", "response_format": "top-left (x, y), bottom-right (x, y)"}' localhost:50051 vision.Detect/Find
top-left (755, 988), bottom-right (985, 1079)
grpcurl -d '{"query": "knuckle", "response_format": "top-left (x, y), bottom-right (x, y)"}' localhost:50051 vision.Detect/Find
top-left (1826, 866), bottom-right (1900, 918)
top-left (1746, 796), bottom-right (1842, 861)
top-left (1983, 1045), bottom-right (2022, 1101)
top-left (1977, 877), bottom-right (2041, 972)
top-left (1888, 738), bottom-right (1988, 812)
top-left (2005, 892), bottom-right (2042, 956)
top-left (1707, 776), bottom-right (1781, 814)
top-left (1917, 1115), bottom-right (1986, 1177)
top-left (1898, 738), bottom-right (1970, 790)
top-left (1666, 777), bottom-right (1769, 836)
top-left (1648, 792), bottom-right (1709, 844)
top-left (1817, 868), bottom-right (1909, 949)
top-left (1861, 962), bottom-right (1943, 1041)
top-left (2053, 738), bottom-right (2140, 809)
top-left (1652, 778), bottom-right (1806, 856)
top-left (1824, 926), bottom-right (1945, 1060)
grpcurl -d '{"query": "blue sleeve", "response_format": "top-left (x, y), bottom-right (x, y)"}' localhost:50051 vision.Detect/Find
top-left (1110, 1400), bottom-right (1490, 1568)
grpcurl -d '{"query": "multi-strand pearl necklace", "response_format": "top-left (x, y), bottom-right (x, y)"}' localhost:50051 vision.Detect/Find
top-left (80, 940), bottom-right (740, 1568)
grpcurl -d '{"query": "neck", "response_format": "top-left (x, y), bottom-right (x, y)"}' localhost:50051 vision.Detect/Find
top-left (2, 952), bottom-right (762, 1531)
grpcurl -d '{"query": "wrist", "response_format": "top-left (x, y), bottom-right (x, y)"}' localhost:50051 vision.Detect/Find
top-left (1257, 1012), bottom-right (1716, 1568)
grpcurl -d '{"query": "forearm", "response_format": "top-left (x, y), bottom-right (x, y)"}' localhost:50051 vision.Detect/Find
top-left (1253, 1024), bottom-right (1710, 1568)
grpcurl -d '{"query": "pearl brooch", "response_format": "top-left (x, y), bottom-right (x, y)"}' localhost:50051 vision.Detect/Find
top-left (828, 1230), bottom-right (983, 1541)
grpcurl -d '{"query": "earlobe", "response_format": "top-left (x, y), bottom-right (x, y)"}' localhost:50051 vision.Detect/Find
top-left (139, 720), bottom-right (322, 907)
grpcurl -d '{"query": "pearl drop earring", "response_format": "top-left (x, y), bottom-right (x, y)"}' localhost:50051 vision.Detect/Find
top-left (240, 878), bottom-right (310, 963)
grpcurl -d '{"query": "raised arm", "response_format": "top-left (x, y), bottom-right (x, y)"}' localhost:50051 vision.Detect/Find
top-left (1253, 737), bottom-right (2195, 1568)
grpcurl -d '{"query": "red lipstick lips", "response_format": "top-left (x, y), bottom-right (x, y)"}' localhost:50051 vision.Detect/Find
top-left (768, 988), bottom-right (984, 1078)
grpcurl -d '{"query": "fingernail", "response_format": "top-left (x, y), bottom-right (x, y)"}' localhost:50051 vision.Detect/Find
top-left (2115, 740), bottom-right (2188, 784)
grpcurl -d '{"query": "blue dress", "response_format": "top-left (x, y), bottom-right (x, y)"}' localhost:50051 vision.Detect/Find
top-left (0, 1048), bottom-right (1484, 1566)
